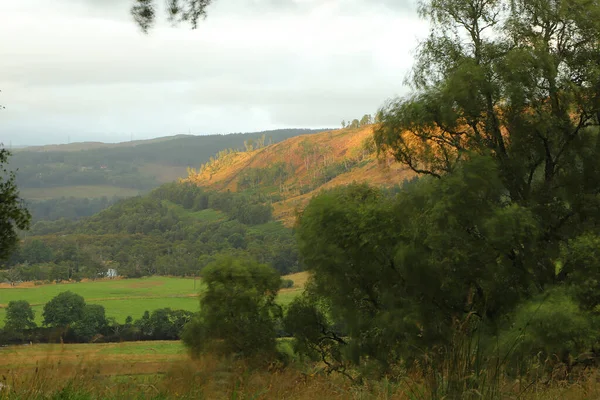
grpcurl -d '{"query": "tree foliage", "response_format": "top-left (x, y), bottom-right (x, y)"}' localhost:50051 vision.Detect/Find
top-left (182, 256), bottom-right (281, 358)
top-left (71, 304), bottom-right (107, 342)
top-left (4, 300), bottom-right (36, 331)
top-left (0, 147), bottom-right (31, 261)
top-left (290, 0), bottom-right (600, 382)
top-left (132, 0), bottom-right (213, 33)
top-left (42, 291), bottom-right (86, 327)
top-left (374, 0), bottom-right (600, 304)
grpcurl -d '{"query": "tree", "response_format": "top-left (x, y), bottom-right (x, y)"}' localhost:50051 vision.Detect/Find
top-left (131, 0), bottom-right (213, 33)
top-left (359, 114), bottom-right (372, 126)
top-left (182, 255), bottom-right (281, 358)
top-left (341, 120), bottom-right (346, 128)
top-left (4, 300), bottom-right (36, 331)
top-left (375, 0), bottom-right (600, 295)
top-left (72, 304), bottom-right (107, 341)
top-left (0, 147), bottom-right (31, 262)
top-left (147, 308), bottom-right (193, 340)
top-left (19, 240), bottom-right (53, 264)
top-left (349, 119), bottom-right (360, 129)
top-left (295, 155), bottom-right (570, 379)
top-left (42, 291), bottom-right (86, 327)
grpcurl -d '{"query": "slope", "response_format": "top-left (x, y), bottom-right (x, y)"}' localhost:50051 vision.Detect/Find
top-left (185, 125), bottom-right (415, 225)
top-left (8, 129), bottom-right (328, 222)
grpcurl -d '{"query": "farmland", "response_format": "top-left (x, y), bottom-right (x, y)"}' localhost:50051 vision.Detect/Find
top-left (0, 273), bottom-right (307, 325)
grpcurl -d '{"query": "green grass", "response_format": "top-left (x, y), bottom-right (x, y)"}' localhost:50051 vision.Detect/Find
top-left (97, 341), bottom-right (186, 355)
top-left (162, 200), bottom-right (225, 222)
top-left (0, 276), bottom-right (202, 324)
top-left (21, 185), bottom-right (143, 200)
top-left (0, 275), bottom-right (304, 325)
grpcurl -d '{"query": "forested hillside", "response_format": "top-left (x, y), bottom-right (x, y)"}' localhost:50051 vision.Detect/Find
top-left (3, 123), bottom-right (409, 281)
top-left (185, 124), bottom-right (416, 224)
top-left (2, 182), bottom-right (300, 281)
top-left (8, 129), bottom-right (327, 222)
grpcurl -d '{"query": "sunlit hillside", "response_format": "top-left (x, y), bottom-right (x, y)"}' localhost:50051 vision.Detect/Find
top-left (185, 126), bottom-right (415, 225)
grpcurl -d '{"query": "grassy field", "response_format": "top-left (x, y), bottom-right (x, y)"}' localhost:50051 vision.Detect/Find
top-left (21, 185), bottom-right (143, 201)
top-left (1, 340), bottom-right (598, 399)
top-left (0, 274), bottom-right (307, 324)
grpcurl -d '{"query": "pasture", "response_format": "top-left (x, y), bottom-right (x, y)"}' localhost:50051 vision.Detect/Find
top-left (0, 274), bottom-right (307, 325)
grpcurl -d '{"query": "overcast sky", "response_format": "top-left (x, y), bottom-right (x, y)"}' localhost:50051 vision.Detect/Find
top-left (0, 0), bottom-right (426, 146)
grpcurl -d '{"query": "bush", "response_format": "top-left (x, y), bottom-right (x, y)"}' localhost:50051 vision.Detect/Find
top-left (280, 279), bottom-right (294, 289)
top-left (563, 234), bottom-right (600, 310)
top-left (499, 288), bottom-right (598, 371)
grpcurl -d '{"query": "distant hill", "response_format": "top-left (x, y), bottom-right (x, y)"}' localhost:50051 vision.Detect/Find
top-left (17, 135), bottom-right (192, 153)
top-left (185, 125), bottom-right (415, 225)
top-left (8, 129), bottom-right (329, 222)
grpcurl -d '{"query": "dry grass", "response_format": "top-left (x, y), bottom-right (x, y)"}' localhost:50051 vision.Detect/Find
top-left (2, 348), bottom-right (600, 400)
top-left (1, 340), bottom-right (600, 399)
top-left (184, 126), bottom-right (415, 226)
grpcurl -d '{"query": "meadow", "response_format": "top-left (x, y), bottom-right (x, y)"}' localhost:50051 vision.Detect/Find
top-left (0, 274), bottom-right (306, 325)
top-left (1, 340), bottom-right (599, 399)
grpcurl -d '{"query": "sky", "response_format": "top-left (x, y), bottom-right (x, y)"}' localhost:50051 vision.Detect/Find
top-left (0, 0), bottom-right (427, 146)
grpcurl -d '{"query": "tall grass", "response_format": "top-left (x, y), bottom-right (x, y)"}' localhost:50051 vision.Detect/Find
top-left (1, 351), bottom-right (600, 400)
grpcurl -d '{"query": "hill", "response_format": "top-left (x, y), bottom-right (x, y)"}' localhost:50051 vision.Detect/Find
top-left (16, 135), bottom-right (192, 153)
top-left (1, 125), bottom-right (411, 281)
top-left (185, 125), bottom-right (415, 225)
top-left (7, 129), bottom-right (328, 222)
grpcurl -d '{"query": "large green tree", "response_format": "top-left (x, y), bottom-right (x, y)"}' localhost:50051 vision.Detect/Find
top-left (0, 147), bottom-right (31, 262)
top-left (292, 0), bottom-right (600, 387)
top-left (182, 255), bottom-right (281, 358)
top-left (375, 0), bottom-right (600, 291)
top-left (42, 291), bottom-right (86, 328)
top-left (4, 300), bottom-right (36, 331)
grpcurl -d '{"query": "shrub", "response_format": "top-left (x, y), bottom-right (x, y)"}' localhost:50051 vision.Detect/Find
top-left (499, 288), bottom-right (598, 371)
top-left (280, 279), bottom-right (294, 289)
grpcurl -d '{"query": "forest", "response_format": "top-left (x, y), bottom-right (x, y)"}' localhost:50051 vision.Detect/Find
top-left (2, 182), bottom-right (300, 283)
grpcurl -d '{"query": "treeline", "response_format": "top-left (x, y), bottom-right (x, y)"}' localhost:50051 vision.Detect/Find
top-left (341, 112), bottom-right (381, 129)
top-left (1, 182), bottom-right (301, 282)
top-left (9, 129), bottom-right (326, 192)
top-left (0, 292), bottom-right (194, 345)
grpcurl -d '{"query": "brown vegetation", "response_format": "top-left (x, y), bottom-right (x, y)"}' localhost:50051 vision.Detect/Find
top-left (184, 126), bottom-right (414, 225)
top-left (1, 344), bottom-right (599, 399)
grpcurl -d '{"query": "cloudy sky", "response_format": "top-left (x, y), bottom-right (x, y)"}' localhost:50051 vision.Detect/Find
top-left (0, 0), bottom-right (426, 146)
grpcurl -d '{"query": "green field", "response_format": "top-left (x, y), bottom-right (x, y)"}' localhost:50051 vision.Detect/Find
top-left (0, 277), bottom-right (201, 324)
top-left (0, 275), bottom-right (305, 324)
top-left (21, 185), bottom-right (143, 200)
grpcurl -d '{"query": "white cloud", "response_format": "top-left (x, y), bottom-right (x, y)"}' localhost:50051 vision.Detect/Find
top-left (0, 0), bottom-right (427, 145)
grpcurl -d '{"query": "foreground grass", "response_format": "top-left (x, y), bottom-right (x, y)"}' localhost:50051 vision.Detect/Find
top-left (0, 274), bottom-right (307, 324)
top-left (0, 341), bottom-right (599, 400)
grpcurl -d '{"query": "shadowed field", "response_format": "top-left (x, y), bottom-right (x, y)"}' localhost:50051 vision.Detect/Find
top-left (1, 340), bottom-right (599, 400)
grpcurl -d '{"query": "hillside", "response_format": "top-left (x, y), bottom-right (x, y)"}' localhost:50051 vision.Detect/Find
top-left (16, 135), bottom-right (191, 153)
top-left (7, 129), bottom-right (328, 222)
top-left (185, 125), bottom-right (415, 225)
